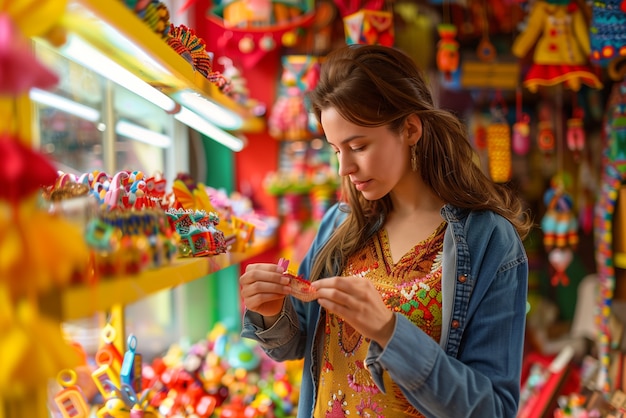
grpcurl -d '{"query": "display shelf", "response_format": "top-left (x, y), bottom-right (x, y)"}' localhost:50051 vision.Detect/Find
top-left (56, 0), bottom-right (264, 132)
top-left (41, 236), bottom-right (276, 322)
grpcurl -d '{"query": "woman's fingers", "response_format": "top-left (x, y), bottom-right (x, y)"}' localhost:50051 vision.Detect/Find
top-left (312, 276), bottom-right (395, 345)
top-left (239, 263), bottom-right (290, 316)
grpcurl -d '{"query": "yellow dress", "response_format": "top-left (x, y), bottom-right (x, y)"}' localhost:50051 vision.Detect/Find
top-left (511, 0), bottom-right (603, 92)
top-left (313, 222), bottom-right (446, 417)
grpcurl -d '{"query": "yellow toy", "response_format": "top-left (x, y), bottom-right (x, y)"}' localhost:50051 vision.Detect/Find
top-left (53, 369), bottom-right (90, 418)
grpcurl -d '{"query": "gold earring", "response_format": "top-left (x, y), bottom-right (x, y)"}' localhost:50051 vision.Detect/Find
top-left (410, 144), bottom-right (418, 171)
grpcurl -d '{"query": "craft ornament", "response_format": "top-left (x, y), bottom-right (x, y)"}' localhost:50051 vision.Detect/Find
top-left (278, 258), bottom-right (318, 302)
top-left (512, 0), bottom-right (603, 92)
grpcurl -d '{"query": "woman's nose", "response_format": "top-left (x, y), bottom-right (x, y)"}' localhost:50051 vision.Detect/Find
top-left (337, 153), bottom-right (355, 177)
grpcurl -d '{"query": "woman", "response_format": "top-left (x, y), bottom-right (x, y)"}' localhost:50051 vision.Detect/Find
top-left (240, 44), bottom-right (532, 417)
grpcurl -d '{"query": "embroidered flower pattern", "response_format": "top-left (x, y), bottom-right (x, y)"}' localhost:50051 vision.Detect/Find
top-left (325, 390), bottom-right (349, 417)
top-left (355, 398), bottom-right (385, 417)
top-left (347, 360), bottom-right (379, 394)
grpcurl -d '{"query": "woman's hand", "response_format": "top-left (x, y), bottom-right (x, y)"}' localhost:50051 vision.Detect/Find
top-left (239, 263), bottom-right (290, 317)
top-left (311, 276), bottom-right (396, 347)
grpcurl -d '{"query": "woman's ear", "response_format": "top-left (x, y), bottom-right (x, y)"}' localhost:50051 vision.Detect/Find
top-left (405, 114), bottom-right (423, 145)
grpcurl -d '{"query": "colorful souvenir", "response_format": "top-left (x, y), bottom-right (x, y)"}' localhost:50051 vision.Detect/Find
top-left (268, 55), bottom-right (321, 141)
top-left (208, 0), bottom-right (315, 69)
top-left (53, 369), bottom-right (90, 418)
top-left (590, 0), bottom-right (626, 70)
top-left (566, 107), bottom-right (585, 161)
top-left (167, 24), bottom-right (224, 86)
top-left (594, 78), bottom-right (626, 392)
top-left (512, 88), bottom-right (531, 156)
top-left (537, 104), bottom-right (556, 156)
top-left (485, 94), bottom-right (511, 183)
top-left (512, 0), bottom-right (603, 92)
top-left (436, 23), bottom-right (460, 81)
top-left (541, 173), bottom-right (578, 286)
top-left (512, 113), bottom-right (531, 156)
top-left (121, 335), bottom-right (143, 395)
top-left (343, 9), bottom-right (394, 46)
top-left (279, 258), bottom-right (317, 302)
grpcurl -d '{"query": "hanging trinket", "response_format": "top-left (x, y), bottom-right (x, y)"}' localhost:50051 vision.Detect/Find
top-left (566, 106), bottom-right (585, 161)
top-left (541, 173), bottom-right (579, 286)
top-left (512, 88), bottom-right (531, 155)
top-left (485, 91), bottom-right (511, 183)
top-left (436, 23), bottom-right (459, 81)
top-left (537, 103), bottom-right (555, 156)
top-left (512, 114), bottom-right (531, 156)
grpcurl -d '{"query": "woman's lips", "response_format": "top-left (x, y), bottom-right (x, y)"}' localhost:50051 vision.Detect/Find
top-left (352, 180), bottom-right (370, 191)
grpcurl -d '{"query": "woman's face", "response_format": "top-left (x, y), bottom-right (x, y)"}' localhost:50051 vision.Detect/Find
top-left (321, 107), bottom-right (412, 201)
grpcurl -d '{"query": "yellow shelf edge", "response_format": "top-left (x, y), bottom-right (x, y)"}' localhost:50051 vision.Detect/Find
top-left (58, 236), bottom-right (276, 321)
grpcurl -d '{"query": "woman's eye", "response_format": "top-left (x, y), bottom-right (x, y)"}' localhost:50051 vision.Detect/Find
top-left (351, 146), bottom-right (364, 152)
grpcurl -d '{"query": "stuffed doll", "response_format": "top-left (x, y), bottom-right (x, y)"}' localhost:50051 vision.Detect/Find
top-left (512, 0), bottom-right (603, 92)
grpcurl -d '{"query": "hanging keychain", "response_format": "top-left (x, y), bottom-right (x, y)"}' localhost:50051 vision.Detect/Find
top-left (537, 103), bottom-right (555, 156)
top-left (512, 87), bottom-right (531, 156)
top-left (96, 322), bottom-right (124, 374)
top-left (54, 369), bottom-right (90, 418)
top-left (121, 334), bottom-right (143, 395)
top-left (566, 103), bottom-right (585, 162)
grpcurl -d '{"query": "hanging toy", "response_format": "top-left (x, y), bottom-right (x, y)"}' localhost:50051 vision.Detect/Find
top-left (512, 87), bottom-right (531, 156)
top-left (541, 173), bottom-right (579, 286)
top-left (541, 175), bottom-right (579, 249)
top-left (566, 106), bottom-right (585, 161)
top-left (485, 91), bottom-right (512, 183)
top-left (536, 103), bottom-right (555, 156)
top-left (513, 113), bottom-right (531, 156)
top-left (121, 334), bottom-right (142, 395)
top-left (53, 369), bottom-right (90, 418)
top-left (436, 23), bottom-right (459, 81)
top-left (548, 248), bottom-right (574, 287)
top-left (577, 159), bottom-right (595, 235)
top-left (512, 0), bottom-right (603, 93)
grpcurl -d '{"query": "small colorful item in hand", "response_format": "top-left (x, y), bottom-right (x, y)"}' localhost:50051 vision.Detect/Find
top-left (279, 258), bottom-right (317, 302)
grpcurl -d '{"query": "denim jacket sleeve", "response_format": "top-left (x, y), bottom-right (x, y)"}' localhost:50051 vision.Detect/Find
top-left (365, 210), bottom-right (528, 418)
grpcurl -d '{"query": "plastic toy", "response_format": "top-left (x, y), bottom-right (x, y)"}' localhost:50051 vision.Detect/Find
top-left (121, 335), bottom-right (143, 395)
top-left (53, 369), bottom-right (90, 418)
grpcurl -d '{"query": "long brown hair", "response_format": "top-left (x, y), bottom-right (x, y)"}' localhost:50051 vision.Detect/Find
top-left (308, 44), bottom-right (532, 280)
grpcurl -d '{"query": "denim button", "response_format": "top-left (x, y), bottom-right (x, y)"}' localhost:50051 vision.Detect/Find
top-left (451, 320), bottom-right (460, 329)
top-left (458, 274), bottom-right (467, 283)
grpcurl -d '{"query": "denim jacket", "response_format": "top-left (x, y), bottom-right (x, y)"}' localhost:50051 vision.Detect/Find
top-left (242, 202), bottom-right (528, 418)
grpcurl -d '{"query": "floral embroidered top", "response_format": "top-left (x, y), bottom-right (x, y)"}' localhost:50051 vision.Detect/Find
top-left (314, 223), bottom-right (446, 418)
